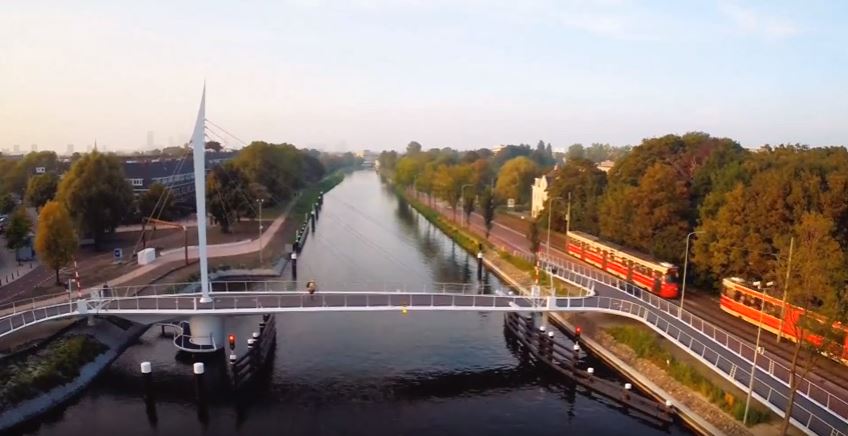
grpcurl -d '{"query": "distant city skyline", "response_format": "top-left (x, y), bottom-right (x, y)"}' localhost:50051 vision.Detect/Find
top-left (1, 1), bottom-right (846, 153)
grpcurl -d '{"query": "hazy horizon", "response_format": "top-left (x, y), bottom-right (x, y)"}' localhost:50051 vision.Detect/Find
top-left (1, 1), bottom-right (846, 153)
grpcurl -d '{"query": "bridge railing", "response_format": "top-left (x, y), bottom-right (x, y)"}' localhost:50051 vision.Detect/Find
top-left (541, 255), bottom-right (848, 435)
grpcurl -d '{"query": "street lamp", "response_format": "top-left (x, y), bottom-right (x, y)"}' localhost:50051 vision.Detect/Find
top-left (545, 196), bottom-right (566, 295)
top-left (257, 198), bottom-right (264, 266)
top-left (739, 238), bottom-right (793, 425)
top-left (460, 184), bottom-right (474, 227)
top-left (743, 279), bottom-right (768, 426)
top-left (679, 231), bottom-right (704, 318)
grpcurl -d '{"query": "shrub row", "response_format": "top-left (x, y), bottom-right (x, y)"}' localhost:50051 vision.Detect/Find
top-left (607, 325), bottom-right (770, 426)
top-left (0, 335), bottom-right (107, 408)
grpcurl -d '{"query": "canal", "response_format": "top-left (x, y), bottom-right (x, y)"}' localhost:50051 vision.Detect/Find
top-left (15, 171), bottom-right (690, 436)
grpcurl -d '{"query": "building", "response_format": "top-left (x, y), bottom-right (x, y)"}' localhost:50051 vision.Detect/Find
top-left (356, 149), bottom-right (378, 167)
top-left (531, 174), bottom-right (550, 218)
top-left (596, 160), bottom-right (615, 173)
top-left (122, 151), bottom-right (235, 206)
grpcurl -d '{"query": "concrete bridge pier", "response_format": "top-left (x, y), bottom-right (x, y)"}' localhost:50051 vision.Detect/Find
top-left (188, 315), bottom-right (225, 350)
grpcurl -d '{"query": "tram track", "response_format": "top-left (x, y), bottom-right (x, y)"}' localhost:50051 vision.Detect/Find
top-left (684, 291), bottom-right (848, 394)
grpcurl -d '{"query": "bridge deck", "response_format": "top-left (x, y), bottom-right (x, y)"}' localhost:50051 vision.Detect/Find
top-left (1, 271), bottom-right (846, 435)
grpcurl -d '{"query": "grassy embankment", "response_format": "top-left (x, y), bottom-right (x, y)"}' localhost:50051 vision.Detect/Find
top-left (607, 325), bottom-right (771, 426)
top-left (0, 335), bottom-right (107, 408)
top-left (398, 187), bottom-right (575, 295)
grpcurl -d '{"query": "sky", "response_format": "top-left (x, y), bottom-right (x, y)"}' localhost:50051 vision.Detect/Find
top-left (1, 1), bottom-right (846, 153)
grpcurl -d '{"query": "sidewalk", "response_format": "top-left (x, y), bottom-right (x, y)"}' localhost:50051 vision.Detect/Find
top-left (0, 237), bottom-right (40, 288)
top-left (108, 198), bottom-right (296, 287)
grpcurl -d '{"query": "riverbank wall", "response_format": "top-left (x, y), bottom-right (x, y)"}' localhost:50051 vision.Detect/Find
top-left (0, 319), bottom-right (148, 432)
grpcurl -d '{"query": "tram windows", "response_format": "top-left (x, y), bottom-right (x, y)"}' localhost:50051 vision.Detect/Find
top-left (665, 270), bottom-right (678, 284)
top-left (733, 291), bottom-right (743, 302)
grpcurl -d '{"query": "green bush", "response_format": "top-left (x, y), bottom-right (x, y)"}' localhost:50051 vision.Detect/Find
top-left (607, 325), bottom-right (770, 426)
top-left (0, 335), bottom-right (107, 408)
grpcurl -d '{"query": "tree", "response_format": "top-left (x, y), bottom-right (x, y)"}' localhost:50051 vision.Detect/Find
top-left (627, 163), bottom-right (690, 261)
top-left (494, 156), bottom-right (537, 205)
top-left (480, 187), bottom-right (496, 238)
top-left (207, 163), bottom-right (251, 233)
top-left (433, 164), bottom-right (473, 220)
top-left (4, 151), bottom-right (59, 196)
top-left (205, 141), bottom-right (223, 152)
top-left (34, 201), bottom-right (78, 285)
top-left (462, 189), bottom-right (475, 225)
top-left (566, 143), bottom-right (585, 161)
top-left (232, 141), bottom-right (315, 204)
top-left (5, 207), bottom-right (31, 251)
top-left (56, 150), bottom-right (134, 249)
top-left (0, 193), bottom-right (16, 214)
top-left (543, 157), bottom-right (607, 235)
top-left (406, 141), bottom-right (422, 155)
top-left (137, 183), bottom-right (175, 221)
top-left (778, 213), bottom-right (847, 434)
top-left (25, 173), bottom-right (59, 209)
top-left (527, 218), bottom-right (540, 259)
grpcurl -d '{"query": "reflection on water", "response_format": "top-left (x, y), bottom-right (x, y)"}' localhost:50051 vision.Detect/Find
top-left (16, 171), bottom-right (689, 436)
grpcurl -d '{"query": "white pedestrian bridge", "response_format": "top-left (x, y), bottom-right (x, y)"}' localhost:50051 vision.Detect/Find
top-left (1, 273), bottom-right (846, 436)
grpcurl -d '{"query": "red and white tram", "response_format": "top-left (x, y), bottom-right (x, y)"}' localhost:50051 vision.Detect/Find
top-left (720, 277), bottom-right (848, 364)
top-left (564, 230), bottom-right (679, 299)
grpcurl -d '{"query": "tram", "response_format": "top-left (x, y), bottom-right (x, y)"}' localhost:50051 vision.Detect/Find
top-left (720, 277), bottom-right (848, 364)
top-left (564, 230), bottom-right (679, 299)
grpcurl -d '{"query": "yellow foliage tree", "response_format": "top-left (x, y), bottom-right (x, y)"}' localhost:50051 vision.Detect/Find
top-left (35, 200), bottom-right (78, 285)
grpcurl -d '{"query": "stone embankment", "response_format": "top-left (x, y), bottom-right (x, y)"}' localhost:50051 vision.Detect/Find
top-left (0, 318), bottom-right (147, 432)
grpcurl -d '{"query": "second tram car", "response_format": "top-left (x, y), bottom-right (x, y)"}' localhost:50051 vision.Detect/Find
top-left (564, 230), bottom-right (679, 298)
top-left (720, 277), bottom-right (848, 364)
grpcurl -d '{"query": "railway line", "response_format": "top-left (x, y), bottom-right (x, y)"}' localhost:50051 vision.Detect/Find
top-left (684, 291), bottom-right (848, 393)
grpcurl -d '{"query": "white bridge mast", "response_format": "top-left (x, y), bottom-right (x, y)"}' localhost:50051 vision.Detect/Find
top-left (191, 84), bottom-right (212, 303)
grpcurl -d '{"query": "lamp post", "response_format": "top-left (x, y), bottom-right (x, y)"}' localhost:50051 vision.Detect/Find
top-left (563, 192), bottom-right (572, 253)
top-left (545, 196), bottom-right (566, 295)
top-left (257, 198), bottom-right (264, 266)
top-left (679, 231), bottom-right (703, 318)
top-left (742, 238), bottom-right (793, 425)
top-left (460, 184), bottom-right (474, 227)
top-left (743, 280), bottom-right (768, 426)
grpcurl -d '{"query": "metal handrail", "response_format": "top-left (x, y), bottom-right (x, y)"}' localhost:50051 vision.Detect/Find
top-left (0, 277), bottom-right (844, 435)
top-left (541, 255), bottom-right (848, 435)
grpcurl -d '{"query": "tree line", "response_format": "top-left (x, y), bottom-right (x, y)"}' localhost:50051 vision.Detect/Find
top-left (0, 143), bottom-right (360, 284)
top-left (382, 134), bottom-right (848, 430)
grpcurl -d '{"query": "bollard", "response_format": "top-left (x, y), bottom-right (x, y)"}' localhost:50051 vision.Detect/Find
top-left (476, 251), bottom-right (483, 278)
top-left (252, 331), bottom-right (260, 339)
top-left (259, 320), bottom-right (266, 333)
top-left (141, 361), bottom-right (158, 425)
top-left (587, 367), bottom-right (594, 383)
top-left (247, 338), bottom-right (256, 351)
top-left (544, 330), bottom-right (555, 360)
top-left (229, 353), bottom-right (237, 365)
top-left (537, 325), bottom-right (547, 358)
top-left (623, 383), bottom-right (632, 402)
top-left (193, 362), bottom-right (206, 401)
top-left (291, 252), bottom-right (298, 279)
top-left (140, 361), bottom-right (153, 398)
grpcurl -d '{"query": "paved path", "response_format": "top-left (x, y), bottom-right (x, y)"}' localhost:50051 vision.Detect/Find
top-left (0, 236), bottom-right (40, 288)
top-left (111, 206), bottom-right (290, 286)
